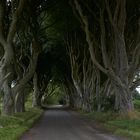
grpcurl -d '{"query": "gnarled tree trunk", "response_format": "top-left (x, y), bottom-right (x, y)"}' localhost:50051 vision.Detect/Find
top-left (32, 72), bottom-right (40, 107)
top-left (14, 40), bottom-right (40, 112)
top-left (15, 91), bottom-right (25, 113)
top-left (0, 0), bottom-right (26, 115)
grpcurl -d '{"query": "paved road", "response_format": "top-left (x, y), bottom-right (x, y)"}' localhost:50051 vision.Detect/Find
top-left (19, 109), bottom-right (128, 140)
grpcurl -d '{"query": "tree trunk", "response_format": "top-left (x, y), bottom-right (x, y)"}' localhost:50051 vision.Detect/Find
top-left (0, 44), bottom-right (14, 115)
top-left (65, 83), bottom-right (76, 108)
top-left (113, 27), bottom-right (134, 113)
top-left (96, 73), bottom-right (101, 112)
top-left (2, 81), bottom-right (14, 115)
top-left (82, 99), bottom-right (92, 112)
top-left (32, 73), bottom-right (41, 107)
top-left (0, 0), bottom-right (27, 115)
top-left (114, 86), bottom-right (134, 113)
top-left (15, 91), bottom-right (25, 113)
top-left (13, 40), bottom-right (40, 110)
top-left (68, 84), bottom-right (82, 109)
top-left (82, 88), bottom-right (92, 112)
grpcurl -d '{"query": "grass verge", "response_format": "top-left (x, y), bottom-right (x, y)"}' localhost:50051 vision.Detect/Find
top-left (0, 108), bottom-right (43, 140)
top-left (79, 110), bottom-right (140, 140)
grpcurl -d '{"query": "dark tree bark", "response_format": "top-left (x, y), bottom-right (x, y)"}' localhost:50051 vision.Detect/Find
top-left (72, 0), bottom-right (139, 114)
top-left (0, 0), bottom-right (26, 115)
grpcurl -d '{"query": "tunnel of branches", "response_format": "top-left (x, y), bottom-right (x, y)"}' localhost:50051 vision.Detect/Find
top-left (0, 0), bottom-right (140, 115)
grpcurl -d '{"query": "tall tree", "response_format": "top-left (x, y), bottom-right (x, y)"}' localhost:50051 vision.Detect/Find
top-left (71, 0), bottom-right (140, 114)
top-left (0, 0), bottom-right (26, 114)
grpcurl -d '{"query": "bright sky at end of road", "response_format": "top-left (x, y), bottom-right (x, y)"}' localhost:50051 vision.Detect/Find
top-left (136, 87), bottom-right (140, 94)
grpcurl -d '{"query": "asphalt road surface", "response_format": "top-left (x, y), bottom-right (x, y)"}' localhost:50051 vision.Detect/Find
top-left (19, 107), bottom-right (128, 140)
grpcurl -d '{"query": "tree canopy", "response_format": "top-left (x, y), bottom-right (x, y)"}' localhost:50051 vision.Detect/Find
top-left (0, 0), bottom-right (140, 115)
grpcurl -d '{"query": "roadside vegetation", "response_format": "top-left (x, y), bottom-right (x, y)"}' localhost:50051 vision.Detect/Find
top-left (0, 0), bottom-right (140, 140)
top-left (0, 96), bottom-right (43, 140)
top-left (80, 97), bottom-right (140, 140)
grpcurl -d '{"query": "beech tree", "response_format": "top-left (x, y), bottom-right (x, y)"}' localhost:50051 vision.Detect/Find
top-left (0, 0), bottom-right (43, 114)
top-left (71, 0), bottom-right (140, 114)
top-left (0, 0), bottom-right (139, 116)
top-left (0, 0), bottom-right (27, 114)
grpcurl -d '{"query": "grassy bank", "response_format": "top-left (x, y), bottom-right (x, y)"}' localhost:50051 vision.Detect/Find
top-left (80, 111), bottom-right (140, 140)
top-left (0, 108), bottom-right (43, 140)
top-left (80, 100), bottom-right (140, 140)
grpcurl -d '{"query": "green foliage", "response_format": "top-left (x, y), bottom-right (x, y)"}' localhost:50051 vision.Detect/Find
top-left (133, 91), bottom-right (140, 100)
top-left (134, 99), bottom-right (140, 110)
top-left (45, 85), bottom-right (66, 105)
top-left (46, 93), bottom-right (60, 105)
top-left (0, 108), bottom-right (43, 140)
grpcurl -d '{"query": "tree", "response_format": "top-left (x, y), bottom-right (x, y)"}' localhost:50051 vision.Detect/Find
top-left (71, 0), bottom-right (140, 114)
top-left (0, 0), bottom-right (27, 114)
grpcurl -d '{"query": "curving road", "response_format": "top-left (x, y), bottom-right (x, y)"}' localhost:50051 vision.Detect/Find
top-left (19, 108), bottom-right (128, 140)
